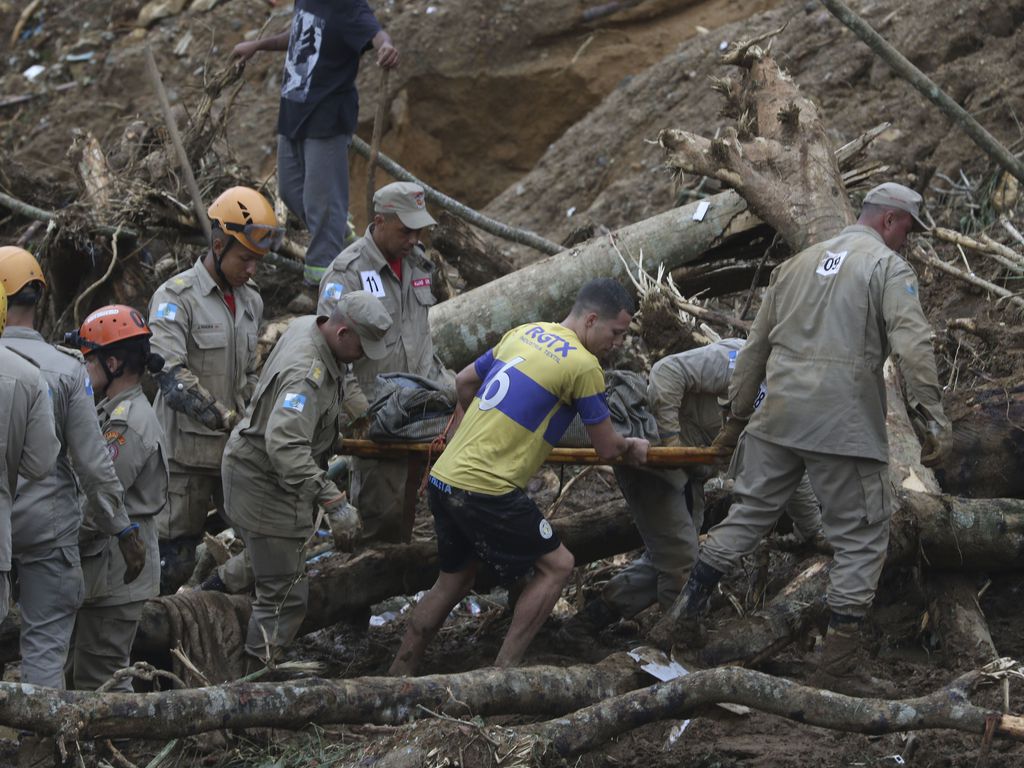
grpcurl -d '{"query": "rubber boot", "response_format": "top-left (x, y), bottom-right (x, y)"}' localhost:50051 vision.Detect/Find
top-left (557, 597), bottom-right (620, 649)
top-left (808, 614), bottom-right (900, 698)
top-left (647, 561), bottom-right (722, 651)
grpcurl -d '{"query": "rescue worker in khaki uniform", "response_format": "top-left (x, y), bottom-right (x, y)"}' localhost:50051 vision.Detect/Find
top-left (66, 306), bottom-right (169, 690)
top-left (0, 248), bottom-right (145, 689)
top-left (652, 183), bottom-right (952, 695)
top-left (149, 187), bottom-right (279, 592)
top-left (318, 182), bottom-right (444, 544)
top-left (223, 292), bottom-right (391, 665)
top-left (0, 282), bottom-right (60, 627)
top-left (562, 339), bottom-right (823, 636)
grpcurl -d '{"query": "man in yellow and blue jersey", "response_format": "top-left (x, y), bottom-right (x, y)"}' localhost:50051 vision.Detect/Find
top-left (389, 279), bottom-right (649, 675)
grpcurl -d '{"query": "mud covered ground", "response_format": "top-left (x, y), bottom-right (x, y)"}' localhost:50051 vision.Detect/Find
top-left (3, 0), bottom-right (1024, 764)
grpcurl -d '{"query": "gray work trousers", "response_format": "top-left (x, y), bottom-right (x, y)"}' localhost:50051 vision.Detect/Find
top-left (16, 547), bottom-right (84, 688)
top-left (700, 432), bottom-right (892, 617)
top-left (70, 601), bottom-right (144, 691)
top-left (237, 527), bottom-right (308, 661)
top-left (603, 467), bottom-right (699, 619)
top-left (277, 133), bottom-right (352, 283)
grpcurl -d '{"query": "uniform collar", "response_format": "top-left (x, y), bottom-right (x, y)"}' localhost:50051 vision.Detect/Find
top-left (840, 224), bottom-right (886, 245)
top-left (98, 383), bottom-right (144, 419)
top-left (309, 317), bottom-right (343, 380)
top-left (360, 225), bottom-right (390, 272)
top-left (1, 326), bottom-right (44, 342)
top-left (192, 258), bottom-right (256, 300)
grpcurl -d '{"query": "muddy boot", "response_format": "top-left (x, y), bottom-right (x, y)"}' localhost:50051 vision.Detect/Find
top-left (808, 615), bottom-right (900, 698)
top-left (557, 597), bottom-right (620, 650)
top-left (647, 561), bottom-right (722, 652)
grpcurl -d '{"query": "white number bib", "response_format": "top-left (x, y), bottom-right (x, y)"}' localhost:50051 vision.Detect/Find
top-left (816, 250), bottom-right (848, 276)
top-left (360, 270), bottom-right (386, 297)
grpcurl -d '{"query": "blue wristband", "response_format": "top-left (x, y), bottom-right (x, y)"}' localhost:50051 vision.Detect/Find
top-left (117, 522), bottom-right (140, 539)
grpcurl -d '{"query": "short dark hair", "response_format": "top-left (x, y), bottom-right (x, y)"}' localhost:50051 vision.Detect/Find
top-left (8, 282), bottom-right (43, 307)
top-left (570, 278), bottom-right (635, 319)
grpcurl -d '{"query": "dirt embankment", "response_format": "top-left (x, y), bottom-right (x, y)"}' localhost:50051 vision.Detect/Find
top-left (478, 0), bottom-right (1024, 266)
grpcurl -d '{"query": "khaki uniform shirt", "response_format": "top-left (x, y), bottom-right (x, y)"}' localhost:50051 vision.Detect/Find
top-left (0, 346), bottom-right (60, 570)
top-left (648, 339), bottom-right (746, 445)
top-left (82, 385), bottom-right (168, 604)
top-left (729, 225), bottom-right (948, 463)
top-left (1, 328), bottom-right (129, 558)
top-left (223, 316), bottom-right (346, 538)
top-left (317, 227), bottom-right (437, 407)
top-left (149, 260), bottom-right (263, 470)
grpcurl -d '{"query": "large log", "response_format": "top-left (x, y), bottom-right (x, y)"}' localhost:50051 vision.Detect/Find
top-left (925, 572), bottom-right (997, 671)
top-left (932, 386), bottom-right (1024, 498)
top-left (428, 191), bottom-right (759, 369)
top-left (0, 654), bottom-right (648, 739)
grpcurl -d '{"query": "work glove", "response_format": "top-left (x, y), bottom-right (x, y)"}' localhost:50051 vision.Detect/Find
top-left (920, 420), bottom-right (953, 468)
top-left (710, 415), bottom-right (748, 457)
top-left (117, 524), bottom-right (147, 584)
top-left (325, 497), bottom-right (362, 552)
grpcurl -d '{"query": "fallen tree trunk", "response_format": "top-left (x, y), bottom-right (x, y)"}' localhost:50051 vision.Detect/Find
top-left (0, 654), bottom-right (648, 739)
top-left (931, 385), bottom-right (1024, 498)
top-left (429, 191), bottom-right (759, 370)
top-left (925, 572), bottom-right (997, 671)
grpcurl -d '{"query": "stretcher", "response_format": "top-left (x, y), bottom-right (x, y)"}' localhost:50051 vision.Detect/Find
top-left (337, 439), bottom-right (725, 467)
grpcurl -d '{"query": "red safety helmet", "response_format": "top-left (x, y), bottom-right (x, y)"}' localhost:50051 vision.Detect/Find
top-left (69, 305), bottom-right (151, 355)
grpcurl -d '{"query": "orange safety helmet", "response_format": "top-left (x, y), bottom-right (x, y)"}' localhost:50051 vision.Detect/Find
top-left (0, 246), bottom-right (46, 297)
top-left (70, 305), bottom-right (151, 355)
top-left (207, 186), bottom-right (282, 256)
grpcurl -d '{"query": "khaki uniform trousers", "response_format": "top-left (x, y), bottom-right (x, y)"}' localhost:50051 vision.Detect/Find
top-left (16, 546), bottom-right (84, 688)
top-left (700, 432), bottom-right (892, 617)
top-left (237, 527), bottom-right (308, 661)
top-left (160, 461), bottom-right (224, 540)
top-left (603, 467), bottom-right (699, 619)
top-left (70, 602), bottom-right (144, 691)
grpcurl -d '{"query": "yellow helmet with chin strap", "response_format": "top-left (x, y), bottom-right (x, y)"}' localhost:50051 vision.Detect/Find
top-left (0, 245), bottom-right (46, 297)
top-left (206, 186), bottom-right (282, 257)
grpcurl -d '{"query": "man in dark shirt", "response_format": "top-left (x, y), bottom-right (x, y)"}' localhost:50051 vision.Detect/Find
top-left (233, 0), bottom-right (399, 285)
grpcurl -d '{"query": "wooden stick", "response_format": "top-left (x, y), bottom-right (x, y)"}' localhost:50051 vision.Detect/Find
top-left (910, 245), bottom-right (1024, 311)
top-left (350, 135), bottom-right (562, 255)
top-left (143, 44), bottom-right (212, 246)
top-left (933, 227), bottom-right (1024, 274)
top-left (337, 439), bottom-right (725, 466)
top-left (365, 68), bottom-right (390, 225)
top-left (9, 0), bottom-right (42, 48)
top-left (819, 0), bottom-right (1024, 184)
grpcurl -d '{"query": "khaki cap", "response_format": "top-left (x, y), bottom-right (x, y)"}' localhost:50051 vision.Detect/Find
top-left (336, 290), bottom-right (392, 360)
top-left (373, 182), bottom-right (437, 229)
top-left (863, 182), bottom-right (929, 231)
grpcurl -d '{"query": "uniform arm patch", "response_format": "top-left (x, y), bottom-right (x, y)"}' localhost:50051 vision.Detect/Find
top-left (282, 392), bottom-right (308, 412)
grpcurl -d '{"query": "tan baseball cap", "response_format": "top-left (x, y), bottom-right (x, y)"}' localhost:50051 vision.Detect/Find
top-left (863, 182), bottom-right (929, 231)
top-left (337, 290), bottom-right (392, 360)
top-left (373, 182), bottom-right (437, 230)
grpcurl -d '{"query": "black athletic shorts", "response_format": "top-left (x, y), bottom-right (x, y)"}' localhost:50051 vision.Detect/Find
top-left (427, 475), bottom-right (561, 585)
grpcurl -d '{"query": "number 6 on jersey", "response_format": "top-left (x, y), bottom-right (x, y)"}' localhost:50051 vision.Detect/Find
top-left (478, 356), bottom-right (525, 411)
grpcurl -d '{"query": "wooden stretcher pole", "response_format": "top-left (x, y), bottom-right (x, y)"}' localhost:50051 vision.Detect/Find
top-left (337, 439), bottom-right (725, 467)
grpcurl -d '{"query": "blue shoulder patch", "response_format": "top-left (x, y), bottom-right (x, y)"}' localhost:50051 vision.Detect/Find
top-left (84, 374), bottom-right (93, 397)
top-left (905, 282), bottom-right (917, 296)
top-left (154, 302), bottom-right (179, 321)
top-left (321, 282), bottom-right (344, 301)
top-left (282, 392), bottom-right (307, 413)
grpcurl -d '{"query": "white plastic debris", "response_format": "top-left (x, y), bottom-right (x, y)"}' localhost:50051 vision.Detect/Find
top-left (23, 64), bottom-right (46, 81)
top-left (693, 200), bottom-right (710, 221)
top-left (566, 206), bottom-right (576, 218)
top-left (426, 5), bottom-right (438, 13)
